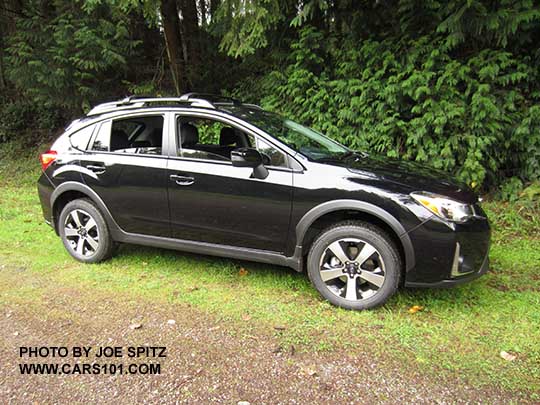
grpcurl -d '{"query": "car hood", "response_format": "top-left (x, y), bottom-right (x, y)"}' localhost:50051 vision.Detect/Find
top-left (318, 153), bottom-right (477, 204)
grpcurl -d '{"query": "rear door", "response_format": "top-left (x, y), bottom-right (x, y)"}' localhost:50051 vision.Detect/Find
top-left (79, 112), bottom-right (170, 236)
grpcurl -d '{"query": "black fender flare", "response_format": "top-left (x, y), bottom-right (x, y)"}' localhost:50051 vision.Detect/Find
top-left (50, 181), bottom-right (123, 238)
top-left (295, 199), bottom-right (415, 272)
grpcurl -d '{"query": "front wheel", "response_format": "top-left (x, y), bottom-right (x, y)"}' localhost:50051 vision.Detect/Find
top-left (307, 221), bottom-right (402, 310)
top-left (58, 198), bottom-right (115, 263)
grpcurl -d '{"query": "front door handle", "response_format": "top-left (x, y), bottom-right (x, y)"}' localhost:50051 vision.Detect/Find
top-left (170, 174), bottom-right (195, 186)
top-left (86, 164), bottom-right (106, 174)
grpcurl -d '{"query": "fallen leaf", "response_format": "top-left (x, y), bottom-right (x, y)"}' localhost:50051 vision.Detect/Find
top-left (187, 286), bottom-right (199, 292)
top-left (129, 323), bottom-right (142, 330)
top-left (408, 305), bottom-right (424, 314)
top-left (273, 325), bottom-right (286, 331)
top-left (238, 268), bottom-right (248, 277)
top-left (242, 314), bottom-right (251, 321)
top-left (142, 262), bottom-right (148, 266)
top-left (500, 351), bottom-right (516, 361)
top-left (302, 365), bottom-right (318, 376)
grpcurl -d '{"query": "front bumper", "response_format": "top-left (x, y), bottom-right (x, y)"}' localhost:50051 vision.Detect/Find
top-left (405, 250), bottom-right (489, 288)
top-left (403, 211), bottom-right (491, 287)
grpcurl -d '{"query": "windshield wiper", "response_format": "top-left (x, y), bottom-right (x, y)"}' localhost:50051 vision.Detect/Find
top-left (343, 150), bottom-right (368, 160)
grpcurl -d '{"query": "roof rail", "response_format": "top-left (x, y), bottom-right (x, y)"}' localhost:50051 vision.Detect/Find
top-left (181, 93), bottom-right (262, 109)
top-left (241, 103), bottom-right (263, 110)
top-left (87, 95), bottom-right (216, 117)
top-left (86, 93), bottom-right (261, 117)
top-left (180, 92), bottom-right (241, 105)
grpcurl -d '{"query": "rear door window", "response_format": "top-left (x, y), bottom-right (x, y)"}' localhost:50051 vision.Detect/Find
top-left (91, 116), bottom-right (164, 155)
top-left (91, 121), bottom-right (112, 152)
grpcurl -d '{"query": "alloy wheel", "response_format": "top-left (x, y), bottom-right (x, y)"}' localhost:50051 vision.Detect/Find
top-left (318, 238), bottom-right (386, 301)
top-left (63, 209), bottom-right (100, 257)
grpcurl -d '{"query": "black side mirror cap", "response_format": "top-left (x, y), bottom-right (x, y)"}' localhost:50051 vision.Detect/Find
top-left (231, 147), bottom-right (262, 168)
top-left (231, 147), bottom-right (268, 179)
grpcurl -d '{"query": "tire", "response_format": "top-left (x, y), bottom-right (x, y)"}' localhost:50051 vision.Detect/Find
top-left (307, 221), bottom-right (402, 310)
top-left (58, 198), bottom-right (115, 263)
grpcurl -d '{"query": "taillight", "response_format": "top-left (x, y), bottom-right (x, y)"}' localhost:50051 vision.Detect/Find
top-left (39, 150), bottom-right (57, 171)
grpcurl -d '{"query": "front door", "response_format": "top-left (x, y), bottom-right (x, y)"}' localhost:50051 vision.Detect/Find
top-left (167, 114), bottom-right (293, 252)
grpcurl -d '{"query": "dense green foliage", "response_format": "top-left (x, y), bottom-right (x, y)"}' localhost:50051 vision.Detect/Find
top-left (0, 99), bottom-right (64, 143)
top-left (253, 27), bottom-right (540, 189)
top-left (6, 2), bottom-right (139, 111)
top-left (1, 0), bottom-right (540, 194)
top-left (1, 0), bottom-right (161, 125)
top-left (232, 1), bottom-right (540, 190)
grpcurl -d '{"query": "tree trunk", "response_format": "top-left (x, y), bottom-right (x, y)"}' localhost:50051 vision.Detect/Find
top-left (160, 0), bottom-right (184, 95)
top-left (200, 0), bottom-right (207, 26)
top-left (311, 5), bottom-right (327, 32)
top-left (179, 0), bottom-right (200, 87)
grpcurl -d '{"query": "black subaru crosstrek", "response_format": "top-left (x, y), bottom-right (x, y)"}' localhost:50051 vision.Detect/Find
top-left (37, 94), bottom-right (490, 310)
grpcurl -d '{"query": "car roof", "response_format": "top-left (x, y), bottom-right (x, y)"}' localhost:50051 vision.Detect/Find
top-left (65, 94), bottom-right (264, 134)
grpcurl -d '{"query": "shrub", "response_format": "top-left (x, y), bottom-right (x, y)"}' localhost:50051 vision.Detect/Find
top-left (5, 1), bottom-right (141, 115)
top-left (0, 100), bottom-right (64, 144)
top-left (499, 177), bottom-right (524, 202)
top-left (244, 26), bottom-right (540, 191)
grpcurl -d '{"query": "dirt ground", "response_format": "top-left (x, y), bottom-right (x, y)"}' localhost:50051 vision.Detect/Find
top-left (0, 267), bottom-right (522, 405)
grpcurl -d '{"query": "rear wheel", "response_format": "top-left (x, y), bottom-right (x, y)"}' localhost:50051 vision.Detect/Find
top-left (307, 221), bottom-right (401, 310)
top-left (59, 199), bottom-right (115, 263)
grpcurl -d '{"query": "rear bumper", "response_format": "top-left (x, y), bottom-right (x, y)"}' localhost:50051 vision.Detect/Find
top-left (37, 173), bottom-right (54, 226)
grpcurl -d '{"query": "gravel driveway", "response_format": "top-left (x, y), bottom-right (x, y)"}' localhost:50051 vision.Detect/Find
top-left (0, 265), bottom-right (521, 404)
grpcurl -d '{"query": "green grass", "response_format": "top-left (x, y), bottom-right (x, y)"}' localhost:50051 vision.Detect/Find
top-left (1, 142), bottom-right (539, 399)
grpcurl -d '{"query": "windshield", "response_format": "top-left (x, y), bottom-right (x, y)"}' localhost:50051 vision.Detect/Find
top-left (224, 107), bottom-right (350, 160)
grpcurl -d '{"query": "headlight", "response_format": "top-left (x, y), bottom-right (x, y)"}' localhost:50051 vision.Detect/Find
top-left (410, 192), bottom-right (474, 223)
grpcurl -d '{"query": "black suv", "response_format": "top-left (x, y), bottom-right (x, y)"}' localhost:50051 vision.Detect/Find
top-left (37, 94), bottom-right (490, 310)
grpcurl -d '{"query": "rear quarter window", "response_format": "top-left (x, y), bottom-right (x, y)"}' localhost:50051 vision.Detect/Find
top-left (52, 124), bottom-right (96, 152)
top-left (69, 125), bottom-right (95, 150)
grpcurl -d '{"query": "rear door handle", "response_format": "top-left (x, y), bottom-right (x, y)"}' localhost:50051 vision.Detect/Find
top-left (86, 164), bottom-right (106, 174)
top-left (170, 174), bottom-right (195, 186)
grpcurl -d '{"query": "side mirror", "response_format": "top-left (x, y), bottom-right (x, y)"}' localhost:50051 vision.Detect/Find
top-left (231, 147), bottom-right (269, 179)
top-left (231, 147), bottom-right (262, 168)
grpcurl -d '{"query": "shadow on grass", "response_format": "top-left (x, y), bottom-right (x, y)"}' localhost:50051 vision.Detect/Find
top-left (116, 242), bottom-right (301, 276)
top-left (113, 242), bottom-right (498, 314)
